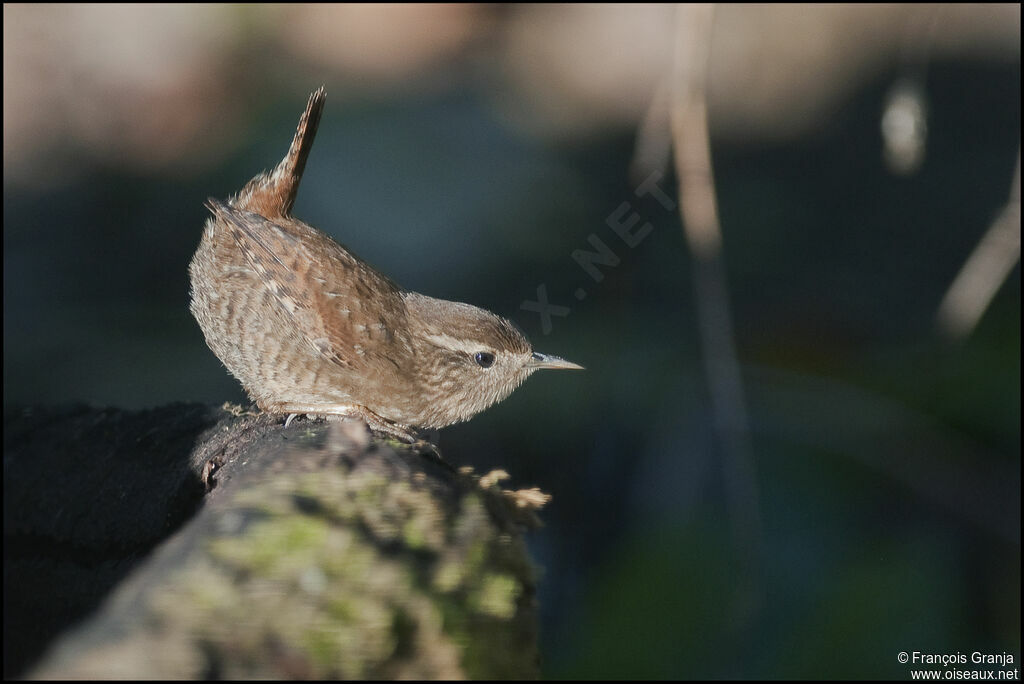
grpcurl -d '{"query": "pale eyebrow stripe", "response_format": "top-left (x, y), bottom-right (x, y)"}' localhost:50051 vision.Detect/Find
top-left (422, 333), bottom-right (491, 354)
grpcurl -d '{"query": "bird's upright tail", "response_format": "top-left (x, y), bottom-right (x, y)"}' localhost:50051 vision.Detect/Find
top-left (235, 86), bottom-right (327, 218)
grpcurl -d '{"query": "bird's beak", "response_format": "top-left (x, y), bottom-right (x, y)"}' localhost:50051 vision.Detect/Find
top-left (527, 352), bottom-right (584, 370)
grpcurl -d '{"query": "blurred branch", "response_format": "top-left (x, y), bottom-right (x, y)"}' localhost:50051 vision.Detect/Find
top-left (937, 150), bottom-right (1021, 339)
top-left (630, 81), bottom-right (672, 189)
top-left (668, 3), bottom-right (762, 623)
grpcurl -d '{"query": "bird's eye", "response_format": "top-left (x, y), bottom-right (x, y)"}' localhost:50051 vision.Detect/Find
top-left (474, 351), bottom-right (495, 368)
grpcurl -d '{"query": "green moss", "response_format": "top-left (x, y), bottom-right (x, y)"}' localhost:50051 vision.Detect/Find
top-left (472, 574), bottom-right (520, 620)
top-left (208, 515), bottom-right (329, 574)
top-left (138, 443), bottom-right (538, 679)
top-left (432, 559), bottom-right (466, 594)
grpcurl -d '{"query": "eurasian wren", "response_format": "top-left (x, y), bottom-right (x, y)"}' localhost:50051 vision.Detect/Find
top-left (189, 87), bottom-right (582, 443)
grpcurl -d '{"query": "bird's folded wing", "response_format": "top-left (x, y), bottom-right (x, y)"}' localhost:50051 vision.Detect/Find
top-left (205, 199), bottom-right (405, 371)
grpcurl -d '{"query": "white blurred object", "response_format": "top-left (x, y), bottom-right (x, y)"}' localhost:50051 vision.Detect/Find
top-left (881, 78), bottom-right (929, 175)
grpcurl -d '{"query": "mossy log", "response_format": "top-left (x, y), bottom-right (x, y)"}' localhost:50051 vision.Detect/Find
top-left (4, 404), bottom-right (541, 679)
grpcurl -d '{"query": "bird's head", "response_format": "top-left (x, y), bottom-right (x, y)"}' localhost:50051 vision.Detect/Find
top-left (403, 293), bottom-right (582, 428)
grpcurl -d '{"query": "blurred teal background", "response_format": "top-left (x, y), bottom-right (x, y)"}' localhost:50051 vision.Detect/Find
top-left (4, 4), bottom-right (1019, 678)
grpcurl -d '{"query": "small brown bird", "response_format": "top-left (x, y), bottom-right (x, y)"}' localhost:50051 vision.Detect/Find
top-left (189, 87), bottom-right (582, 443)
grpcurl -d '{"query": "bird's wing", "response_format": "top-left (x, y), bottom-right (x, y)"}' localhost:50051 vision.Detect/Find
top-left (205, 198), bottom-right (406, 371)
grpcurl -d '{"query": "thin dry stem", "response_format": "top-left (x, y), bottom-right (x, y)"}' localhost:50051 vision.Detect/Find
top-left (669, 3), bottom-right (762, 624)
top-left (937, 151), bottom-right (1021, 339)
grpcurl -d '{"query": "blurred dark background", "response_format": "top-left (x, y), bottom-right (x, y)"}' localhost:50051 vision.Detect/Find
top-left (4, 4), bottom-right (1019, 678)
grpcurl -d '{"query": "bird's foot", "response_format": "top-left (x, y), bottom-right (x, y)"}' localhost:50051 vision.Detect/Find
top-left (268, 402), bottom-right (450, 468)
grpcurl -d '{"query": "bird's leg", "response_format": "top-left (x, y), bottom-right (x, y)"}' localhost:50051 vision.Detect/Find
top-left (332, 406), bottom-right (420, 445)
top-left (334, 410), bottom-right (448, 470)
top-left (266, 402), bottom-right (442, 456)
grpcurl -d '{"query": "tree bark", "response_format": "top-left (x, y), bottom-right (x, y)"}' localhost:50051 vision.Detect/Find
top-left (5, 404), bottom-right (540, 679)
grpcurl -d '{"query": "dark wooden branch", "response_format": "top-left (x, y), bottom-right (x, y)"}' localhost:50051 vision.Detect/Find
top-left (5, 404), bottom-right (540, 679)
